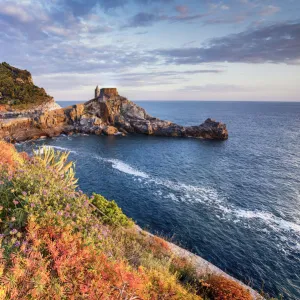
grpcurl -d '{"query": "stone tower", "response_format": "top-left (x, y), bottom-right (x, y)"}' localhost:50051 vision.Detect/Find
top-left (95, 85), bottom-right (100, 98)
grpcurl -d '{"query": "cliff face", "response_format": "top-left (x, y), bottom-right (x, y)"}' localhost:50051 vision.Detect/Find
top-left (0, 64), bottom-right (228, 142)
top-left (84, 94), bottom-right (228, 140)
top-left (0, 62), bottom-right (59, 112)
top-left (0, 93), bottom-right (228, 142)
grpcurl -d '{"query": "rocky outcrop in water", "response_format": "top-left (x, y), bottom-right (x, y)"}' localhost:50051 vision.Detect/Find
top-left (83, 91), bottom-right (228, 140)
top-left (0, 90), bottom-right (228, 142)
top-left (0, 63), bottom-right (228, 142)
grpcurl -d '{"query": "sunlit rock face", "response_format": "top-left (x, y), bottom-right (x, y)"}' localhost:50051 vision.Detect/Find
top-left (0, 64), bottom-right (228, 142)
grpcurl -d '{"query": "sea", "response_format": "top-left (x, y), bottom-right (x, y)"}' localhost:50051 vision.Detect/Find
top-left (17, 101), bottom-right (300, 299)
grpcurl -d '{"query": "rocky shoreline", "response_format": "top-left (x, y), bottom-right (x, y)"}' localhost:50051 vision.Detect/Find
top-left (136, 225), bottom-right (264, 300)
top-left (0, 90), bottom-right (228, 143)
top-left (0, 63), bottom-right (228, 142)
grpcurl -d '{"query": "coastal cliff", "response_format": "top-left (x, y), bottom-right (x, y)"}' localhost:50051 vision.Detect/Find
top-left (0, 63), bottom-right (228, 142)
top-left (0, 62), bottom-right (60, 113)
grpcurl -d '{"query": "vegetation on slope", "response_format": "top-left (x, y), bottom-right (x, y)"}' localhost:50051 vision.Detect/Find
top-left (0, 62), bottom-right (52, 110)
top-left (0, 142), bottom-right (253, 299)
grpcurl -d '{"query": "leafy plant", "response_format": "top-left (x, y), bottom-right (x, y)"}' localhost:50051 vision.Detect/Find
top-left (91, 194), bottom-right (133, 227)
top-left (34, 146), bottom-right (78, 188)
top-left (0, 62), bottom-right (53, 110)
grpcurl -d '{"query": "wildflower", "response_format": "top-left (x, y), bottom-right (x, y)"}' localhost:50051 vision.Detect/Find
top-left (0, 206), bottom-right (3, 211)
top-left (30, 203), bottom-right (35, 208)
top-left (13, 200), bottom-right (19, 205)
top-left (11, 217), bottom-right (16, 222)
top-left (0, 180), bottom-right (4, 185)
top-left (16, 232), bottom-right (22, 238)
top-left (22, 191), bottom-right (27, 196)
top-left (14, 241), bottom-right (21, 247)
top-left (42, 190), bottom-right (47, 196)
top-left (10, 229), bottom-right (18, 235)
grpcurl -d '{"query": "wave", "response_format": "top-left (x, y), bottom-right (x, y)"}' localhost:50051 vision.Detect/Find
top-left (234, 209), bottom-right (300, 234)
top-left (106, 159), bottom-right (149, 178)
top-left (32, 145), bottom-right (300, 237)
top-left (93, 153), bottom-right (300, 235)
top-left (46, 145), bottom-right (77, 154)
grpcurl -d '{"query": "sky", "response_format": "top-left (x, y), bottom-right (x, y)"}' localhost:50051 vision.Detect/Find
top-left (0, 0), bottom-right (299, 101)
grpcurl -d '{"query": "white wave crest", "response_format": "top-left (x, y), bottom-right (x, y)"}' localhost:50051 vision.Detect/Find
top-left (50, 145), bottom-right (77, 154)
top-left (44, 147), bottom-right (300, 237)
top-left (234, 209), bottom-right (300, 233)
top-left (107, 159), bottom-right (149, 178)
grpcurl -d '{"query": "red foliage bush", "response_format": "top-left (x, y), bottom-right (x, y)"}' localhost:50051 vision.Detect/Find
top-left (0, 141), bottom-right (18, 170)
top-left (204, 275), bottom-right (252, 300)
top-left (0, 141), bottom-right (28, 172)
top-left (0, 220), bottom-right (201, 299)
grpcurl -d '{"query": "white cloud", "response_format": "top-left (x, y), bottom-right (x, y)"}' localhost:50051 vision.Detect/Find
top-left (260, 5), bottom-right (280, 16)
top-left (0, 4), bottom-right (33, 22)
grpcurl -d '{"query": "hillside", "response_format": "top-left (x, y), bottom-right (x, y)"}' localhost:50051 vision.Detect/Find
top-left (0, 62), bottom-right (53, 110)
top-left (0, 142), bottom-right (255, 299)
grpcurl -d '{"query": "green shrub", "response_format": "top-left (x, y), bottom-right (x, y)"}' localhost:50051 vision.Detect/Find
top-left (91, 193), bottom-right (134, 227)
top-left (0, 62), bottom-right (53, 109)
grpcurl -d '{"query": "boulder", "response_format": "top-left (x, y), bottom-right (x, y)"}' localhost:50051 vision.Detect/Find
top-left (103, 126), bottom-right (119, 135)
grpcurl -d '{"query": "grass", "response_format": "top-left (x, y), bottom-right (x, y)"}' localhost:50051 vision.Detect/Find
top-left (0, 142), bottom-right (256, 299)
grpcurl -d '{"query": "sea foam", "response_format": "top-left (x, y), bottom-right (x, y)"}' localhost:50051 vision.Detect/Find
top-left (106, 159), bottom-right (149, 179)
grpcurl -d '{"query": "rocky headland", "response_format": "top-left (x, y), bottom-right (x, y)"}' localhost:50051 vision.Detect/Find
top-left (0, 63), bottom-right (228, 142)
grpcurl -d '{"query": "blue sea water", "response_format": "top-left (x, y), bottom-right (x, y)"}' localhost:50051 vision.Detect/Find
top-left (18, 101), bottom-right (300, 299)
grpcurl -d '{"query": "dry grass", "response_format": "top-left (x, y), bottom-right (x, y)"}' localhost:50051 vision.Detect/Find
top-left (203, 275), bottom-right (253, 300)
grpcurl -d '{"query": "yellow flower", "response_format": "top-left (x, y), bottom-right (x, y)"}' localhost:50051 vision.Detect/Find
top-left (0, 287), bottom-right (6, 300)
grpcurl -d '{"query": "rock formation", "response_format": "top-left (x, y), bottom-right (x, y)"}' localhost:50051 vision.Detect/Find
top-left (0, 62), bottom-right (60, 114)
top-left (0, 64), bottom-right (228, 142)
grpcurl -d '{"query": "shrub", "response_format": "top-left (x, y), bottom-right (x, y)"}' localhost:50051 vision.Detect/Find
top-left (91, 193), bottom-right (133, 227)
top-left (0, 218), bottom-right (201, 300)
top-left (0, 62), bottom-right (53, 110)
top-left (201, 275), bottom-right (252, 300)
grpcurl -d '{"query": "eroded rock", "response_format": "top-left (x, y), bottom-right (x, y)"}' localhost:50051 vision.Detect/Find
top-left (0, 85), bottom-right (228, 142)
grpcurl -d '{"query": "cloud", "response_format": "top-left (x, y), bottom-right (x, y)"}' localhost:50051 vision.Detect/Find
top-left (62, 0), bottom-right (174, 16)
top-left (119, 69), bottom-right (223, 78)
top-left (0, 1), bottom-right (49, 23)
top-left (175, 5), bottom-right (189, 15)
top-left (203, 15), bottom-right (246, 25)
top-left (154, 21), bottom-right (300, 64)
top-left (259, 5), bottom-right (280, 16)
top-left (178, 84), bottom-right (249, 92)
top-left (125, 12), bottom-right (160, 28)
top-left (124, 10), bottom-right (208, 28)
top-left (0, 4), bottom-right (33, 22)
